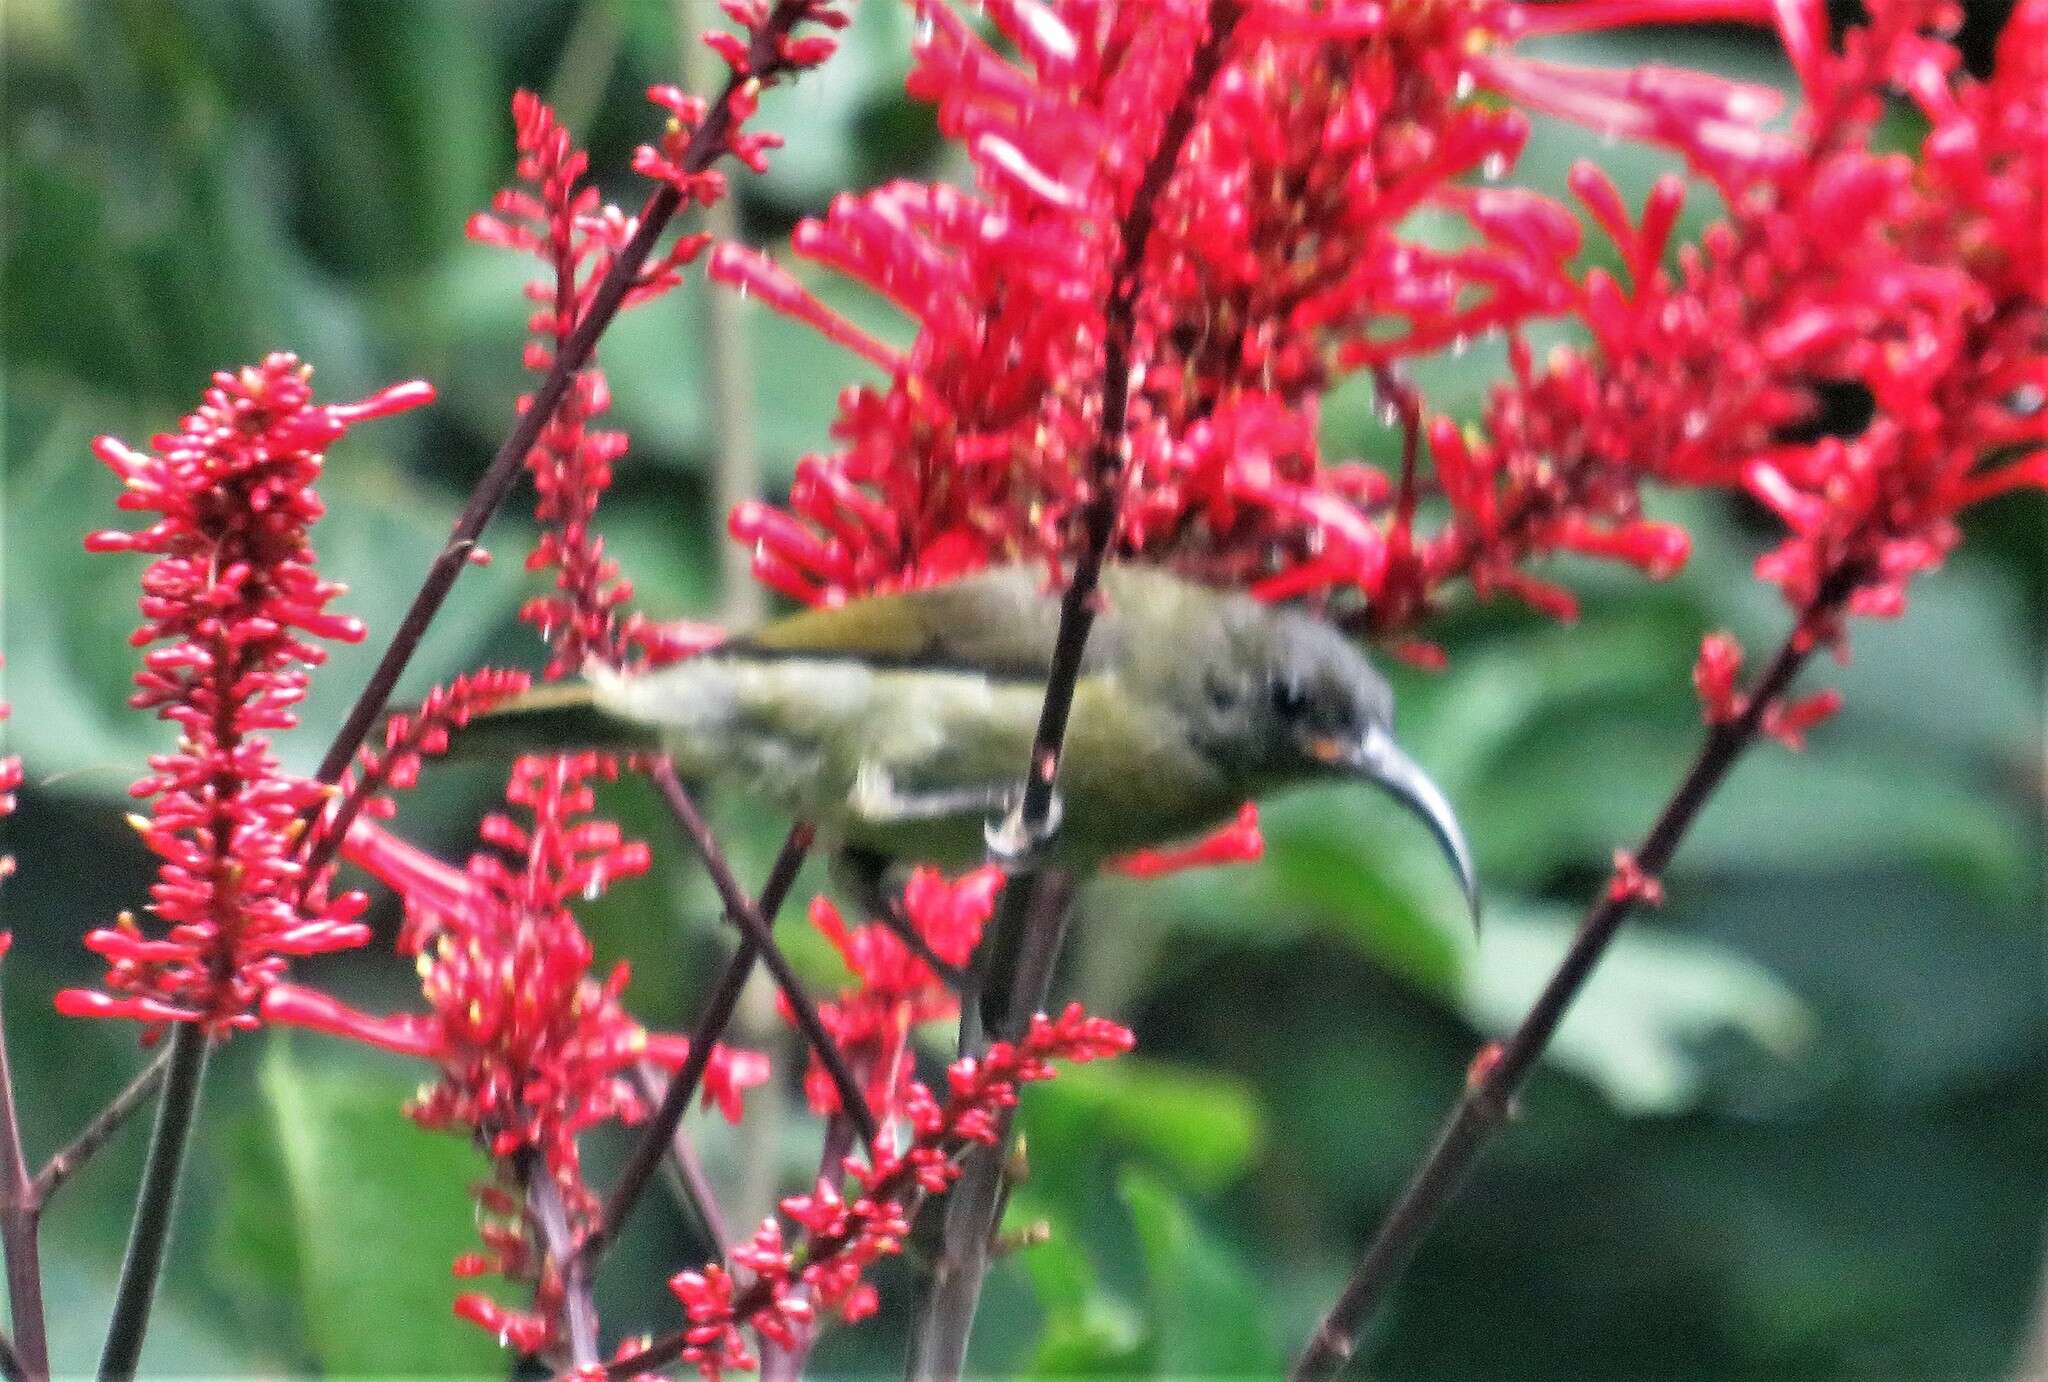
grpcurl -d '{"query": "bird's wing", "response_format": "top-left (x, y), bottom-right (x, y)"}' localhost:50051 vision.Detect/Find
top-left (738, 563), bottom-right (1135, 680)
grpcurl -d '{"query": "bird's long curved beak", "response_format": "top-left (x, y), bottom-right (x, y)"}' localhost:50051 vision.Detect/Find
top-left (1352, 724), bottom-right (1482, 934)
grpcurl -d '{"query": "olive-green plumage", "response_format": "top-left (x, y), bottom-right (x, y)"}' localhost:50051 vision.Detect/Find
top-left (464, 563), bottom-right (1477, 912)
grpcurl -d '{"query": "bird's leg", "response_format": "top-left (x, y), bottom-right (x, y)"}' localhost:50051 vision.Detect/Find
top-left (828, 847), bottom-right (967, 991)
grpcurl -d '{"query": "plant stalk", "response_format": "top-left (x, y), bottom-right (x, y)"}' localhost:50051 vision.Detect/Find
top-left (648, 763), bottom-right (879, 1148)
top-left (1287, 573), bottom-right (1856, 1380)
top-left (582, 819), bottom-right (814, 1269)
top-left (903, 7), bottom-right (1243, 1375)
top-left (97, 1021), bottom-right (209, 1382)
top-left (0, 973), bottom-right (47, 1381)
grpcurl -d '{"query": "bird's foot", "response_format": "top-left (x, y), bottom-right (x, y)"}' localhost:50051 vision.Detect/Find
top-left (983, 788), bottom-right (1063, 871)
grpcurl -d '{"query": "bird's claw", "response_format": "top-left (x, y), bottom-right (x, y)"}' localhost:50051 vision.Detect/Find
top-left (984, 788), bottom-right (1063, 870)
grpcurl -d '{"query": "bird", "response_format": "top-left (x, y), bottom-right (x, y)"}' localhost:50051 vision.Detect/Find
top-left (461, 562), bottom-right (1478, 924)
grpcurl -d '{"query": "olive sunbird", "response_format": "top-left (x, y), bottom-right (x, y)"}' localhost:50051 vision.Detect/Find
top-left (462, 563), bottom-right (1479, 924)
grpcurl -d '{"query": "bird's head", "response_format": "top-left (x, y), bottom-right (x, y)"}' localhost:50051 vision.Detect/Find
top-left (1191, 604), bottom-right (1480, 926)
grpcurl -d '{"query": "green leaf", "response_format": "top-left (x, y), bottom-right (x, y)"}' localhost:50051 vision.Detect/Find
top-left (1026, 1057), bottom-right (1264, 1191)
top-left (257, 1039), bottom-right (503, 1375)
top-left (1459, 899), bottom-right (1813, 1115)
top-left (1118, 1168), bottom-right (1283, 1375)
top-left (1010, 1193), bottom-right (1152, 1376)
top-left (36, 1234), bottom-right (272, 1376)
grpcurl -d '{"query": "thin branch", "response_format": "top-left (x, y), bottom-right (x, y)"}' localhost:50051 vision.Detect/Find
top-left (98, 1021), bottom-right (209, 1382)
top-left (309, 1), bottom-right (816, 792)
top-left (906, 7), bottom-right (1244, 1376)
top-left (582, 820), bottom-right (814, 1269)
top-left (1002, 0), bottom-right (1244, 845)
top-left (627, 1063), bottom-right (734, 1260)
top-left (519, 1149), bottom-right (599, 1371)
top-left (0, 972), bottom-right (47, 1381)
top-left (31, 1049), bottom-right (169, 1207)
top-left (1287, 568), bottom-right (1862, 1381)
top-left (759, 1113), bottom-right (861, 1382)
top-left (680, 0), bottom-right (768, 631)
top-left (648, 763), bottom-right (878, 1148)
top-left (905, 874), bottom-right (1075, 1381)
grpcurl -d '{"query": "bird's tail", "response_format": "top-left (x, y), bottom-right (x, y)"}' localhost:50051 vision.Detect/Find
top-left (449, 679), bottom-right (661, 759)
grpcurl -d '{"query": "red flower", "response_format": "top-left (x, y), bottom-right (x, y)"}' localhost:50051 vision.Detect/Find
top-left (469, 93), bottom-right (721, 677)
top-left (1691, 632), bottom-right (1746, 725)
top-left (655, 1002), bottom-right (1133, 1381)
top-left (56, 356), bottom-right (431, 1033)
top-left (264, 754), bottom-right (768, 1348)
top-left (1114, 801), bottom-right (1265, 878)
top-left (266, 756), bottom-right (766, 1214)
top-left (796, 865), bottom-right (1004, 1120)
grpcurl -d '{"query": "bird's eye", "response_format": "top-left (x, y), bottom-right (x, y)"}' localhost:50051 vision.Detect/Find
top-left (1270, 675), bottom-right (1308, 720)
top-left (1205, 672), bottom-right (1240, 714)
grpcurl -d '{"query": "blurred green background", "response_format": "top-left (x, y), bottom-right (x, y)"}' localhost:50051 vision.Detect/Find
top-left (2, 1), bottom-right (2040, 1377)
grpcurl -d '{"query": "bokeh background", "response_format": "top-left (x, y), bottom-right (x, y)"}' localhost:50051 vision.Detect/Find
top-left (2, 1), bottom-right (2041, 1376)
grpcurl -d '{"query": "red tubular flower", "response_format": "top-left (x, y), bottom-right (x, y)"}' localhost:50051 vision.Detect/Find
top-left (470, 93), bottom-right (708, 677)
top-left (263, 754), bottom-right (768, 1345)
top-left (1692, 632), bottom-right (1746, 725)
top-left (724, 0), bottom-right (1573, 608)
top-left (56, 356), bottom-right (431, 1034)
top-left (1412, 0), bottom-right (2047, 639)
top-left (1113, 801), bottom-right (1265, 878)
top-left (659, 1002), bottom-right (1133, 1381)
top-left (796, 865), bottom-right (1005, 1121)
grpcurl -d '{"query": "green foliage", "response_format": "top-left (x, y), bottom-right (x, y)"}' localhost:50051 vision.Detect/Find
top-left (247, 1041), bottom-right (502, 1375)
top-left (1, 3), bottom-right (2038, 1378)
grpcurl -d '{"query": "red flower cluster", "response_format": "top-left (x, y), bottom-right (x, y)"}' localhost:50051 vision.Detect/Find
top-left (56, 356), bottom-right (432, 1032)
top-left (1426, 0), bottom-right (2048, 654)
top-left (797, 865), bottom-right (1004, 1120)
top-left (640, 1), bottom-right (852, 201)
top-left (337, 668), bottom-right (536, 819)
top-left (469, 6), bottom-right (848, 678)
top-left (663, 1003), bottom-right (1134, 1381)
top-left (717, 0), bottom-right (1565, 607)
top-left (263, 753), bottom-right (768, 1349)
top-left (267, 754), bottom-right (765, 1194)
top-left (719, 0), bottom-right (2043, 702)
top-left (469, 92), bottom-right (722, 677)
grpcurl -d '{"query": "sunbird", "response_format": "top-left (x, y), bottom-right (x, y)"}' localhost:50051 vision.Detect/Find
top-left (467, 563), bottom-right (1478, 922)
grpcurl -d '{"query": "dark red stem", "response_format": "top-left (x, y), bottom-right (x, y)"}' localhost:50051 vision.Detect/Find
top-left (908, 10), bottom-right (1245, 1375)
top-left (581, 820), bottom-right (814, 1269)
top-left (0, 972), bottom-right (47, 1381)
top-left (518, 1149), bottom-right (599, 1370)
top-left (31, 1050), bottom-right (170, 1207)
top-left (97, 1021), bottom-right (209, 1382)
top-left (1287, 568), bottom-right (1862, 1380)
top-left (310, 1), bottom-right (814, 790)
top-left (646, 764), bottom-right (877, 1148)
